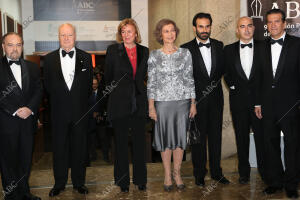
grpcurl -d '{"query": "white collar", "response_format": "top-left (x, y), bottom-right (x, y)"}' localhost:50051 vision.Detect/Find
top-left (240, 38), bottom-right (254, 45)
top-left (60, 47), bottom-right (76, 54)
top-left (7, 57), bottom-right (20, 63)
top-left (196, 37), bottom-right (210, 45)
top-left (271, 31), bottom-right (286, 41)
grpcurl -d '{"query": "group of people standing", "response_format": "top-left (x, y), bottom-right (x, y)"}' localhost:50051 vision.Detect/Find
top-left (106, 8), bottom-right (300, 199)
top-left (0, 8), bottom-right (299, 200)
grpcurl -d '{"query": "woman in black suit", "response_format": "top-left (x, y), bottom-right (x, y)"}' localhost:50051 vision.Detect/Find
top-left (104, 18), bottom-right (148, 192)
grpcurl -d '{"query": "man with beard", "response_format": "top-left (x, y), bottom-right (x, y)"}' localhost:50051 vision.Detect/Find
top-left (0, 32), bottom-right (42, 200)
top-left (181, 13), bottom-right (229, 186)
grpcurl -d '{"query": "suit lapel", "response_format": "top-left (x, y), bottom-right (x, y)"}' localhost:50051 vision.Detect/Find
top-left (70, 48), bottom-right (83, 91)
top-left (248, 41), bottom-right (258, 80)
top-left (265, 38), bottom-right (273, 80)
top-left (118, 43), bottom-right (134, 77)
top-left (192, 39), bottom-right (210, 79)
top-left (274, 34), bottom-right (290, 82)
top-left (136, 44), bottom-right (143, 75)
top-left (234, 42), bottom-right (248, 81)
top-left (55, 50), bottom-right (70, 92)
top-left (210, 40), bottom-right (217, 77)
top-left (3, 56), bottom-right (23, 96)
top-left (20, 59), bottom-right (29, 93)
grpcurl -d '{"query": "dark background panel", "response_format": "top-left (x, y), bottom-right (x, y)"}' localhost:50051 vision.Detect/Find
top-left (33, 0), bottom-right (131, 21)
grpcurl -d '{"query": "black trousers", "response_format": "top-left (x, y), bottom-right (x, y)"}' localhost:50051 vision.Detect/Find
top-left (112, 115), bottom-right (147, 187)
top-left (0, 118), bottom-right (34, 200)
top-left (191, 102), bottom-right (223, 179)
top-left (263, 115), bottom-right (299, 190)
top-left (52, 119), bottom-right (87, 189)
top-left (98, 126), bottom-right (112, 159)
top-left (231, 108), bottom-right (265, 179)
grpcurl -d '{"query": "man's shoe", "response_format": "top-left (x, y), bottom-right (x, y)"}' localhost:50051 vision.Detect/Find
top-left (49, 187), bottom-right (65, 197)
top-left (195, 177), bottom-right (205, 186)
top-left (22, 193), bottom-right (41, 200)
top-left (213, 176), bottom-right (230, 184)
top-left (238, 176), bottom-right (249, 184)
top-left (120, 186), bottom-right (129, 193)
top-left (263, 186), bottom-right (282, 195)
top-left (73, 185), bottom-right (89, 194)
top-left (285, 189), bottom-right (299, 198)
top-left (138, 184), bottom-right (146, 191)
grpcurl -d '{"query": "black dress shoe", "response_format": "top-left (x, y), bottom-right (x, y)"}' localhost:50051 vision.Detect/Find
top-left (73, 185), bottom-right (89, 194)
top-left (49, 187), bottom-right (65, 197)
top-left (138, 184), bottom-right (147, 191)
top-left (239, 177), bottom-right (249, 184)
top-left (23, 193), bottom-right (41, 200)
top-left (195, 177), bottom-right (205, 186)
top-left (285, 189), bottom-right (299, 198)
top-left (263, 186), bottom-right (283, 195)
top-left (120, 186), bottom-right (129, 193)
top-left (213, 176), bottom-right (230, 184)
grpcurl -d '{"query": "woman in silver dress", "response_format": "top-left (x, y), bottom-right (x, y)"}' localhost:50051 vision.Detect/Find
top-left (147, 19), bottom-right (196, 191)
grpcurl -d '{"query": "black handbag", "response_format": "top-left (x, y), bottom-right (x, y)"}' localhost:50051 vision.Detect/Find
top-left (187, 118), bottom-right (201, 145)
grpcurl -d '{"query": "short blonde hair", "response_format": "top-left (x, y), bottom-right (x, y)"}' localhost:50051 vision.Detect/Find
top-left (116, 18), bottom-right (142, 43)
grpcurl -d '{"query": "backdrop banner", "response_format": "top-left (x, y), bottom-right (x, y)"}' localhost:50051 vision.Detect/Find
top-left (31, 0), bottom-right (131, 52)
top-left (247, 0), bottom-right (300, 39)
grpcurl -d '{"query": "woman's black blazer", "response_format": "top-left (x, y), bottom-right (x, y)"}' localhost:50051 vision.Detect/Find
top-left (104, 43), bottom-right (149, 120)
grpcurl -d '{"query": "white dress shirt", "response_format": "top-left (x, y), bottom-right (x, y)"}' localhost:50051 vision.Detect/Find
top-left (8, 58), bottom-right (34, 116)
top-left (196, 38), bottom-right (212, 76)
top-left (271, 32), bottom-right (286, 77)
top-left (8, 58), bottom-right (22, 89)
top-left (59, 47), bottom-right (76, 90)
top-left (240, 39), bottom-right (254, 79)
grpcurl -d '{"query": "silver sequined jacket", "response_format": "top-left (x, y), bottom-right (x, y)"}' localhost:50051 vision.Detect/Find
top-left (147, 48), bottom-right (196, 101)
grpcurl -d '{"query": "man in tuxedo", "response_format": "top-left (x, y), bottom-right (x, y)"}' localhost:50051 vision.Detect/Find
top-left (44, 23), bottom-right (93, 196)
top-left (254, 9), bottom-right (300, 198)
top-left (224, 17), bottom-right (265, 184)
top-left (0, 32), bottom-right (42, 200)
top-left (87, 77), bottom-right (101, 162)
top-left (181, 12), bottom-right (229, 186)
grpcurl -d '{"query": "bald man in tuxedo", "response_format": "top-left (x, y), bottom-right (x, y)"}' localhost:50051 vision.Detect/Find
top-left (224, 17), bottom-right (265, 184)
top-left (44, 23), bottom-right (93, 197)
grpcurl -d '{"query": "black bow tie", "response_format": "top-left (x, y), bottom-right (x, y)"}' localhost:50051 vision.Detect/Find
top-left (270, 38), bottom-right (284, 46)
top-left (8, 60), bottom-right (20, 66)
top-left (241, 43), bottom-right (253, 48)
top-left (62, 50), bottom-right (74, 58)
top-left (199, 42), bottom-right (211, 48)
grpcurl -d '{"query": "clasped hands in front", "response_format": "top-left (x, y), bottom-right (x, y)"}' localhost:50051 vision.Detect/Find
top-left (16, 107), bottom-right (32, 119)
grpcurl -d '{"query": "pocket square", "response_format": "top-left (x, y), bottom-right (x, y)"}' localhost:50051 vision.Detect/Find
top-left (81, 68), bottom-right (87, 71)
top-left (230, 86), bottom-right (235, 90)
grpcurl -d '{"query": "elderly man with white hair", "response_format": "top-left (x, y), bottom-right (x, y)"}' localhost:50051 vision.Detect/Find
top-left (44, 23), bottom-right (93, 197)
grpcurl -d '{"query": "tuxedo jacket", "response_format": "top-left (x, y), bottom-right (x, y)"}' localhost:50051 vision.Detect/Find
top-left (104, 43), bottom-right (149, 120)
top-left (181, 38), bottom-right (225, 111)
top-left (43, 48), bottom-right (93, 124)
top-left (88, 89), bottom-right (102, 132)
top-left (224, 40), bottom-right (263, 112)
top-left (259, 34), bottom-right (300, 118)
top-left (0, 56), bottom-right (42, 133)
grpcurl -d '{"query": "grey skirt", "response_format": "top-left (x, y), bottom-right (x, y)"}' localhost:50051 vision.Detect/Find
top-left (153, 99), bottom-right (190, 152)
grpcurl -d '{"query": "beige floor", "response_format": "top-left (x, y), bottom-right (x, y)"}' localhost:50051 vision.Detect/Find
top-left (1, 153), bottom-right (297, 200)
